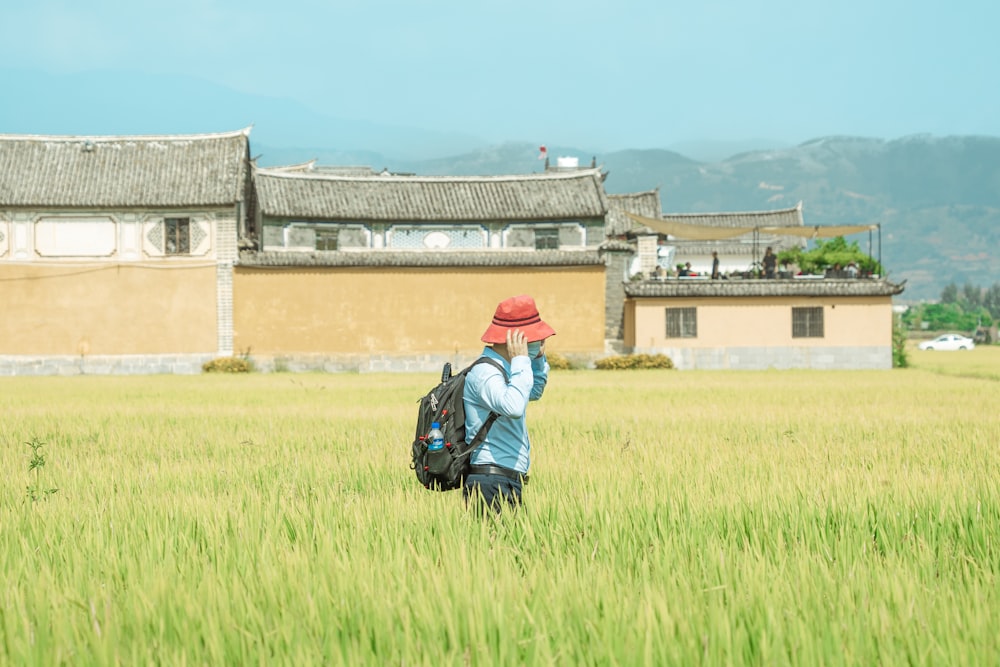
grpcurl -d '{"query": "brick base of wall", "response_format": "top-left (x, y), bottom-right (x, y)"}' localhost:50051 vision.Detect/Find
top-left (0, 350), bottom-right (614, 376)
top-left (0, 354), bottom-right (216, 376)
top-left (627, 345), bottom-right (893, 370)
top-left (252, 351), bottom-right (606, 373)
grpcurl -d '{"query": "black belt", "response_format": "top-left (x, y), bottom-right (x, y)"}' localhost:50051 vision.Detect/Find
top-left (468, 464), bottom-right (529, 483)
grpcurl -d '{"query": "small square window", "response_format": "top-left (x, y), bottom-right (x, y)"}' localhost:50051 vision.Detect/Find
top-left (666, 307), bottom-right (697, 338)
top-left (535, 228), bottom-right (559, 250)
top-left (792, 307), bottom-right (824, 338)
top-left (165, 218), bottom-right (190, 255)
top-left (315, 229), bottom-right (338, 251)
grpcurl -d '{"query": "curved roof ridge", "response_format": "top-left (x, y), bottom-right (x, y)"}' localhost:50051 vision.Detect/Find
top-left (0, 127), bottom-right (252, 142)
top-left (254, 159), bottom-right (318, 173)
top-left (608, 188), bottom-right (661, 198)
top-left (253, 166), bottom-right (604, 183)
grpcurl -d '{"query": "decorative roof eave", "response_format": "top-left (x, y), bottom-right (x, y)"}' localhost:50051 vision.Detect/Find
top-left (598, 239), bottom-right (635, 253)
top-left (237, 249), bottom-right (605, 268)
top-left (624, 278), bottom-right (906, 298)
top-left (606, 190), bottom-right (663, 236)
top-left (607, 189), bottom-right (660, 206)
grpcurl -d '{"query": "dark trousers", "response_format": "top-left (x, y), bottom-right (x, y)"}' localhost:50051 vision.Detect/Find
top-left (463, 473), bottom-right (523, 513)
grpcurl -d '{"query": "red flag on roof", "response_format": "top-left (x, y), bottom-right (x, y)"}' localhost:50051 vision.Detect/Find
top-left (538, 145), bottom-right (547, 160)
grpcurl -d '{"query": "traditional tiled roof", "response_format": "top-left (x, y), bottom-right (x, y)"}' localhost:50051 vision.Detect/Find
top-left (0, 129), bottom-right (250, 208)
top-left (625, 277), bottom-right (905, 298)
top-left (238, 249), bottom-right (604, 268)
top-left (606, 190), bottom-right (661, 236)
top-left (660, 202), bottom-right (804, 229)
top-left (253, 166), bottom-right (609, 222)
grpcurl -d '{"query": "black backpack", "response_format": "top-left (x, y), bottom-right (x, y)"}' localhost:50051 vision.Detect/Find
top-left (411, 357), bottom-right (508, 491)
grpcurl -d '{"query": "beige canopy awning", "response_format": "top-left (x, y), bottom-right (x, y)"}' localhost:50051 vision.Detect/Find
top-left (624, 212), bottom-right (878, 240)
top-left (761, 223), bottom-right (879, 238)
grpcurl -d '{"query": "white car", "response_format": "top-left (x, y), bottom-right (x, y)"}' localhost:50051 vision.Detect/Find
top-left (918, 334), bottom-right (976, 351)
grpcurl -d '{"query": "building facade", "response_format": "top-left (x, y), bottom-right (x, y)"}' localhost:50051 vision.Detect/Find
top-left (236, 165), bottom-right (613, 371)
top-left (624, 278), bottom-right (905, 369)
top-left (1, 129), bottom-right (904, 374)
top-left (0, 129), bottom-right (251, 375)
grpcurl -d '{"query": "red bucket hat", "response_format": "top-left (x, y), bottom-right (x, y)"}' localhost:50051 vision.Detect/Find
top-left (481, 295), bottom-right (556, 344)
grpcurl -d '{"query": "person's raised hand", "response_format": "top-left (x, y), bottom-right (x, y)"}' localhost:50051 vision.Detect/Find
top-left (507, 329), bottom-right (528, 358)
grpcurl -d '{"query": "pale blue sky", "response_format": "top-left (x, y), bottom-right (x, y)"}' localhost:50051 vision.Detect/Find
top-left (2, 0), bottom-right (997, 151)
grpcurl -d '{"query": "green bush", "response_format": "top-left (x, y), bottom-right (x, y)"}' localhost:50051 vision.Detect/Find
top-left (202, 356), bottom-right (253, 373)
top-left (546, 351), bottom-right (573, 370)
top-left (778, 236), bottom-right (883, 275)
top-left (892, 315), bottom-right (909, 368)
top-left (902, 301), bottom-right (992, 333)
top-left (594, 353), bottom-right (674, 370)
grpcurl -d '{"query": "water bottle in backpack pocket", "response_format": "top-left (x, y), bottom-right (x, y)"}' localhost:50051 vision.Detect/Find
top-left (425, 422), bottom-right (451, 476)
top-left (411, 358), bottom-right (508, 491)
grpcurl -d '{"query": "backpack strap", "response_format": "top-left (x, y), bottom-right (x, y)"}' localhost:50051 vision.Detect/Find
top-left (471, 356), bottom-right (509, 382)
top-left (463, 356), bottom-right (509, 450)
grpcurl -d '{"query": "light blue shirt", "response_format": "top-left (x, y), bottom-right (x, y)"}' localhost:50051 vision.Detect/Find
top-left (463, 346), bottom-right (549, 474)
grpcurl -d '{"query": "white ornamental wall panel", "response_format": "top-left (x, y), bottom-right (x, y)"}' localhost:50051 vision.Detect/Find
top-left (387, 226), bottom-right (487, 249)
top-left (34, 217), bottom-right (117, 257)
top-left (143, 220), bottom-right (165, 257)
top-left (0, 220), bottom-right (8, 257)
top-left (119, 221), bottom-right (141, 260)
top-left (13, 222), bottom-right (31, 259)
top-left (189, 219), bottom-right (212, 256)
top-left (559, 222), bottom-right (587, 248)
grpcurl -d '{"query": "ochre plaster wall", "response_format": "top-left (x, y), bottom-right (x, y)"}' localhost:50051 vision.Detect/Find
top-left (1, 263), bottom-right (217, 355)
top-left (233, 266), bottom-right (605, 355)
top-left (629, 296), bottom-right (894, 349)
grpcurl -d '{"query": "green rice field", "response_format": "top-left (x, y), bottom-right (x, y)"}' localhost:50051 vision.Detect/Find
top-left (2, 346), bottom-right (998, 665)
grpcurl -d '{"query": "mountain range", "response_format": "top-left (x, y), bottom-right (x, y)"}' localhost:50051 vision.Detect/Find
top-left (4, 69), bottom-right (998, 302)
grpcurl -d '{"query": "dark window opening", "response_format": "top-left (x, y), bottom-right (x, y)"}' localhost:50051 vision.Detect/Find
top-left (792, 306), bottom-right (824, 338)
top-left (666, 307), bottom-right (697, 338)
top-left (315, 229), bottom-right (338, 251)
top-left (165, 218), bottom-right (190, 255)
top-left (535, 228), bottom-right (559, 250)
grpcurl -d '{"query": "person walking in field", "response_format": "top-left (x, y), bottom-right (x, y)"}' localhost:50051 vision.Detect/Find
top-left (463, 295), bottom-right (554, 512)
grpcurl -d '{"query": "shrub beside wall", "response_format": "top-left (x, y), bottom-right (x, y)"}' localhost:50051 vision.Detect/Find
top-left (202, 357), bottom-right (254, 373)
top-left (546, 352), bottom-right (572, 370)
top-left (594, 353), bottom-right (674, 370)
